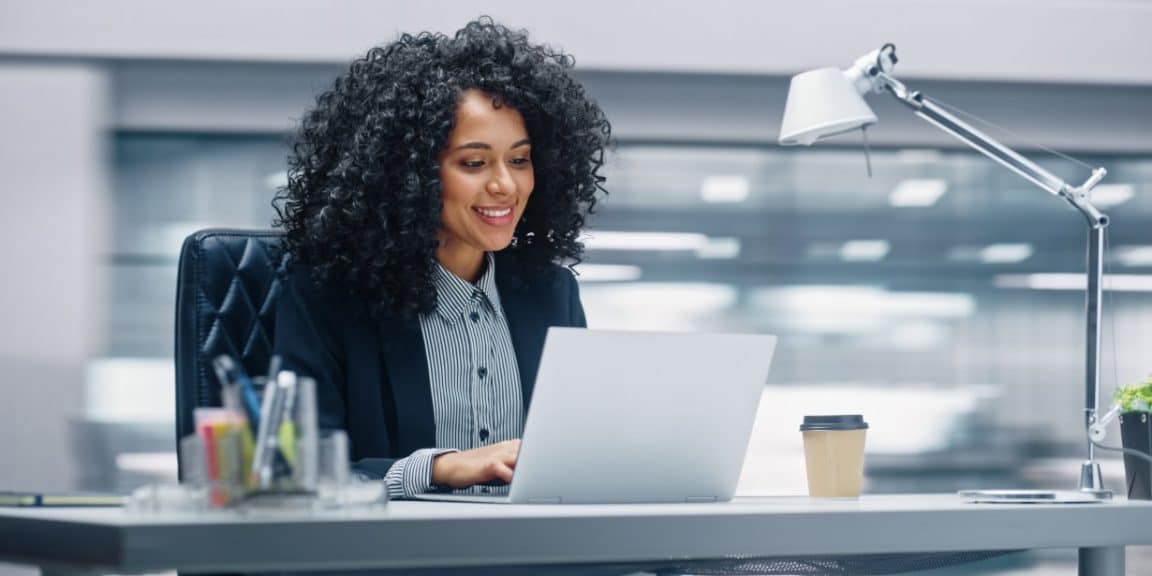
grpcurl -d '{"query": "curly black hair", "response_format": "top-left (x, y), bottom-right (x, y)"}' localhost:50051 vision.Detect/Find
top-left (273, 17), bottom-right (612, 319)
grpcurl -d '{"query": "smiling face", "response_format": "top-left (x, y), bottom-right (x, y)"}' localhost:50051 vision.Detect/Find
top-left (436, 89), bottom-right (535, 282)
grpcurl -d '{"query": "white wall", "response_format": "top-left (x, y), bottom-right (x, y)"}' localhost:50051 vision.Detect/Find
top-left (0, 63), bottom-right (110, 490)
top-left (3, 0), bottom-right (1152, 84)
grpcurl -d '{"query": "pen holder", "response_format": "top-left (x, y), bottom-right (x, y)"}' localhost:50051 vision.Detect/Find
top-left (246, 374), bottom-right (320, 494)
top-left (165, 429), bottom-right (375, 512)
top-left (177, 373), bottom-right (374, 510)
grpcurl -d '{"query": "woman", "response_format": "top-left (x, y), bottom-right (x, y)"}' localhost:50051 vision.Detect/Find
top-left (272, 17), bottom-right (611, 499)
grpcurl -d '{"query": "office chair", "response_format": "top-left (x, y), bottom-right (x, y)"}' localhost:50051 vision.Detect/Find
top-left (174, 229), bottom-right (284, 479)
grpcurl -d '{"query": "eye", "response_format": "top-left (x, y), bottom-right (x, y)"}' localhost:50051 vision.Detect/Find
top-left (461, 160), bottom-right (485, 169)
top-left (510, 157), bottom-right (532, 166)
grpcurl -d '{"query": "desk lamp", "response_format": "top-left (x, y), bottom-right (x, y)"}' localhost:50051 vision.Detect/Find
top-left (779, 44), bottom-right (1111, 501)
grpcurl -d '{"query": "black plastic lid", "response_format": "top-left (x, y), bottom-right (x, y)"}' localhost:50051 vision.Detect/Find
top-left (800, 414), bottom-right (868, 432)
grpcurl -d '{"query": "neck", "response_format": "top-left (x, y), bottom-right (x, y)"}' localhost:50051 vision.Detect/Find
top-left (437, 243), bottom-right (485, 284)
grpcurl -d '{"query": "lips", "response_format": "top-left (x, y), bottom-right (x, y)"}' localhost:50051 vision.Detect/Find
top-left (473, 206), bottom-right (514, 226)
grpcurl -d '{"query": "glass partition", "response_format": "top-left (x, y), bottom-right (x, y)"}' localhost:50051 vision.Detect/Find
top-left (102, 133), bottom-right (1152, 497)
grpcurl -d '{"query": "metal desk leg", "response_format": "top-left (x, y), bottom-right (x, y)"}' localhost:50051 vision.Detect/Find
top-left (1079, 546), bottom-right (1124, 576)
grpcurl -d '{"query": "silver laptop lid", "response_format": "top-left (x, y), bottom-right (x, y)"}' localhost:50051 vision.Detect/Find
top-left (508, 328), bottom-right (777, 504)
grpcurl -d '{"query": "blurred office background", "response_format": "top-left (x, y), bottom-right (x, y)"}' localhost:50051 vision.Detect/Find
top-left (2, 1), bottom-right (1152, 574)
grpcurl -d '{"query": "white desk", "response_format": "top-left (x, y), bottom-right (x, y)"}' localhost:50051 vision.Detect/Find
top-left (1, 494), bottom-right (1150, 576)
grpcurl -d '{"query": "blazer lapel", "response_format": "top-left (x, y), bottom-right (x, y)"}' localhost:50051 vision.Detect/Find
top-left (377, 311), bottom-right (437, 453)
top-left (496, 254), bottom-right (549, 408)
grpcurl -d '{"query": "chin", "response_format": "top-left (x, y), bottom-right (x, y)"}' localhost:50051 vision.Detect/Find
top-left (483, 234), bottom-right (516, 251)
top-left (454, 233), bottom-right (513, 255)
top-left (485, 239), bottom-right (514, 252)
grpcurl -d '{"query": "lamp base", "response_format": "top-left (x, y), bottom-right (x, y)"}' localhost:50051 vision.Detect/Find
top-left (959, 489), bottom-right (1111, 504)
top-left (1080, 459), bottom-right (1106, 492)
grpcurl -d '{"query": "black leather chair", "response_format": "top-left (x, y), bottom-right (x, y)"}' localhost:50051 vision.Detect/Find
top-left (174, 229), bottom-right (284, 479)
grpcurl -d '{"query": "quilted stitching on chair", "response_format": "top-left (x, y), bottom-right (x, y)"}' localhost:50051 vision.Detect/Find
top-left (176, 229), bottom-right (283, 443)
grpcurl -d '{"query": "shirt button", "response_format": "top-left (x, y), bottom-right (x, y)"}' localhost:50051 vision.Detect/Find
top-left (469, 311), bottom-right (480, 323)
top-left (479, 428), bottom-right (490, 441)
top-left (478, 366), bottom-right (488, 379)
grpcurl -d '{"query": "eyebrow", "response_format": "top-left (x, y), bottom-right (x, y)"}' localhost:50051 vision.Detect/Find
top-left (453, 138), bottom-right (532, 151)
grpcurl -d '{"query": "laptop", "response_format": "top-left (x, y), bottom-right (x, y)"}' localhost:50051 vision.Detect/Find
top-left (412, 327), bottom-right (777, 504)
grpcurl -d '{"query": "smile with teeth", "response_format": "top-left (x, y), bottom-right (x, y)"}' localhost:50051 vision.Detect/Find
top-left (474, 207), bottom-right (512, 218)
top-left (473, 205), bottom-right (515, 225)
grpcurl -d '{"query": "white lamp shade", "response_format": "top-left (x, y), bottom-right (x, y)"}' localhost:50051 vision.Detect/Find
top-left (779, 67), bottom-right (878, 146)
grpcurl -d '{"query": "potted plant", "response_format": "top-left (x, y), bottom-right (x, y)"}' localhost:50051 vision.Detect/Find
top-left (1117, 377), bottom-right (1152, 500)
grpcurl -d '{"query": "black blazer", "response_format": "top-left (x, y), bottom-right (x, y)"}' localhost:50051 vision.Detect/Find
top-left (273, 251), bottom-right (587, 478)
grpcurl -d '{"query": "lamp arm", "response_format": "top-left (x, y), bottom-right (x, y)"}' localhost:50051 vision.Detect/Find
top-left (871, 72), bottom-right (1109, 228)
top-left (870, 68), bottom-right (1115, 490)
top-left (862, 67), bottom-right (1113, 490)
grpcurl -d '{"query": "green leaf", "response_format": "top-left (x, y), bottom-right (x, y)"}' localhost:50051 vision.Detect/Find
top-left (1115, 376), bottom-right (1152, 412)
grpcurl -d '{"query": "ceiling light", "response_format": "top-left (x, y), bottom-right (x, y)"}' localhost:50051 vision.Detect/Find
top-left (980, 244), bottom-right (1033, 264)
top-left (896, 149), bottom-right (944, 163)
top-left (701, 176), bottom-right (750, 203)
top-left (889, 179), bottom-right (948, 207)
top-left (573, 264), bottom-right (643, 282)
top-left (885, 321), bottom-right (948, 350)
top-left (995, 273), bottom-right (1152, 292)
top-left (1090, 183), bottom-right (1134, 208)
top-left (578, 283), bottom-right (737, 331)
top-left (749, 285), bottom-right (975, 334)
top-left (840, 240), bottom-right (890, 262)
top-left (696, 237), bottom-right (742, 259)
top-left (581, 231), bottom-right (708, 251)
top-left (1115, 245), bottom-right (1152, 267)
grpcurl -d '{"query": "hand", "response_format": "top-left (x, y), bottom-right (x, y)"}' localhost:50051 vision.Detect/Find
top-left (431, 439), bottom-right (520, 489)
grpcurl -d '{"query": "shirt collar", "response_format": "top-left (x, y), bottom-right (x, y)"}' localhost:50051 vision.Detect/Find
top-left (431, 252), bottom-right (504, 324)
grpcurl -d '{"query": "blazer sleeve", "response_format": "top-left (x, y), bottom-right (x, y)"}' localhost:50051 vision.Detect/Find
top-left (567, 269), bottom-right (588, 328)
top-left (273, 266), bottom-right (399, 478)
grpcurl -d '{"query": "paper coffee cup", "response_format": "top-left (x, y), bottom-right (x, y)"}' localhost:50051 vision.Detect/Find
top-left (800, 415), bottom-right (868, 498)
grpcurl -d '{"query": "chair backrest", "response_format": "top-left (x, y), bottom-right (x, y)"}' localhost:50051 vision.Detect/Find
top-left (174, 229), bottom-right (285, 470)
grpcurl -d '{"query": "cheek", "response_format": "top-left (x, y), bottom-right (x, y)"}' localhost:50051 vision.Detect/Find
top-left (440, 170), bottom-right (474, 208)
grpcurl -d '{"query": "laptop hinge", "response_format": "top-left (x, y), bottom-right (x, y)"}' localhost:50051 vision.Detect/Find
top-left (527, 497), bottom-right (562, 504)
top-left (685, 496), bottom-right (718, 503)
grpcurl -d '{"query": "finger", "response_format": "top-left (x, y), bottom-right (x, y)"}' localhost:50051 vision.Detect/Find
top-left (500, 450), bottom-right (519, 469)
top-left (490, 461), bottom-right (515, 483)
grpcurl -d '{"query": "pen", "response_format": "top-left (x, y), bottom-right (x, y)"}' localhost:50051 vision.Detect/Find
top-left (199, 423), bottom-right (224, 506)
top-left (266, 355), bottom-right (282, 385)
top-left (212, 355), bottom-right (263, 435)
top-left (278, 371), bottom-right (299, 468)
top-left (252, 371), bottom-right (298, 487)
top-left (251, 371), bottom-right (283, 488)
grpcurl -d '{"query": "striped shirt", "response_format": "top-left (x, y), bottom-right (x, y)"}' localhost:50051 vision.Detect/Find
top-left (384, 253), bottom-right (523, 498)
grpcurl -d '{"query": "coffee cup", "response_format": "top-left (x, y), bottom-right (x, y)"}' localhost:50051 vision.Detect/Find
top-left (800, 414), bottom-right (868, 498)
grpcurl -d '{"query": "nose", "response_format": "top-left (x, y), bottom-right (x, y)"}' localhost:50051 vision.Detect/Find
top-left (486, 164), bottom-right (515, 197)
